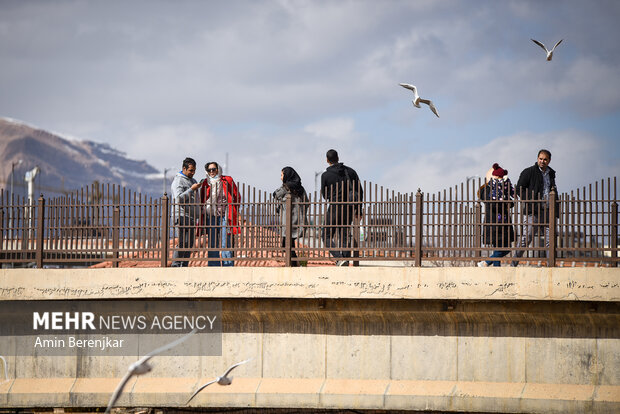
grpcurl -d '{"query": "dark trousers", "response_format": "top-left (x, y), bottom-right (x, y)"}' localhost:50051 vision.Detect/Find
top-left (282, 237), bottom-right (298, 266)
top-left (322, 204), bottom-right (354, 259)
top-left (172, 217), bottom-right (195, 267)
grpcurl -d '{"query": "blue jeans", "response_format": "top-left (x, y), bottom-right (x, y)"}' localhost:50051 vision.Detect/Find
top-left (220, 216), bottom-right (234, 267)
top-left (486, 250), bottom-right (510, 267)
top-left (204, 215), bottom-right (234, 267)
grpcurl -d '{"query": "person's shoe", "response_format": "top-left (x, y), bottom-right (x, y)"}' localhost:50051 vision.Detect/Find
top-left (337, 260), bottom-right (349, 267)
top-left (477, 261), bottom-right (488, 267)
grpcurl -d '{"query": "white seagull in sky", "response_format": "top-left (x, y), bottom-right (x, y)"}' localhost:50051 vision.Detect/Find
top-left (399, 83), bottom-right (439, 118)
top-left (531, 38), bottom-right (563, 61)
top-left (186, 358), bottom-right (253, 405)
top-left (105, 329), bottom-right (197, 414)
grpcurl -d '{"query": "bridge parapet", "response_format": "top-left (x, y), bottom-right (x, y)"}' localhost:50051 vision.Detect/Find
top-left (0, 267), bottom-right (619, 413)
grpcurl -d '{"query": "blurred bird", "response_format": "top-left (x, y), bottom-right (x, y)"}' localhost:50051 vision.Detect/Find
top-left (0, 355), bottom-right (8, 382)
top-left (186, 358), bottom-right (253, 405)
top-left (531, 38), bottom-right (563, 61)
top-left (105, 329), bottom-right (197, 414)
top-left (399, 83), bottom-right (439, 118)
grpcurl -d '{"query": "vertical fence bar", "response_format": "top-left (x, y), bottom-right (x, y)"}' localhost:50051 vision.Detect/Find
top-left (548, 189), bottom-right (557, 267)
top-left (161, 194), bottom-right (169, 267)
top-left (474, 202), bottom-right (481, 261)
top-left (112, 207), bottom-right (120, 268)
top-left (612, 201), bottom-right (618, 267)
top-left (284, 193), bottom-right (292, 267)
top-left (35, 194), bottom-right (45, 268)
top-left (415, 189), bottom-right (423, 267)
top-left (0, 208), bottom-right (3, 260)
top-left (352, 180), bottom-right (360, 266)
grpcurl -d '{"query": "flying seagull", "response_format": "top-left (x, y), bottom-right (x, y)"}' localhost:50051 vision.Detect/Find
top-left (0, 356), bottom-right (8, 382)
top-left (399, 83), bottom-right (439, 118)
top-left (531, 38), bottom-right (563, 61)
top-left (186, 358), bottom-right (253, 405)
top-left (105, 329), bottom-right (197, 414)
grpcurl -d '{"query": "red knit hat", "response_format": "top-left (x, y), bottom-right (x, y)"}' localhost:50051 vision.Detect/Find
top-left (492, 163), bottom-right (508, 178)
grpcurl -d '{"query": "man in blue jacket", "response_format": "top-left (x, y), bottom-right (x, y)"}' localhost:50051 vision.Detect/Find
top-left (512, 149), bottom-right (557, 266)
top-left (170, 157), bottom-right (200, 267)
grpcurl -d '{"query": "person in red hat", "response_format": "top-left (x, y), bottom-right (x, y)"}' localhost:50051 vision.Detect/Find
top-left (477, 163), bottom-right (515, 267)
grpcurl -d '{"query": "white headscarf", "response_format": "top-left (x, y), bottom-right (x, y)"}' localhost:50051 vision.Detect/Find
top-left (207, 163), bottom-right (222, 186)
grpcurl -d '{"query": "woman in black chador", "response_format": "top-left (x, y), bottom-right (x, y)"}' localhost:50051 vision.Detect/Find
top-left (273, 167), bottom-right (309, 266)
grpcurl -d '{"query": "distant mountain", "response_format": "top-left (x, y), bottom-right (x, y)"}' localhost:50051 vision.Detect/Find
top-left (0, 117), bottom-right (163, 199)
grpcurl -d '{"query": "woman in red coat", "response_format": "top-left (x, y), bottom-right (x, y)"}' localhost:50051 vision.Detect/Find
top-left (197, 162), bottom-right (240, 266)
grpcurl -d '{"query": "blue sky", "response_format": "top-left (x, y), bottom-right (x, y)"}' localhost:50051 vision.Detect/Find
top-left (1, 0), bottom-right (619, 195)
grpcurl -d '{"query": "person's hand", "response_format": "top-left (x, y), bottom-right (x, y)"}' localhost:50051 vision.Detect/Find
top-left (191, 183), bottom-right (201, 191)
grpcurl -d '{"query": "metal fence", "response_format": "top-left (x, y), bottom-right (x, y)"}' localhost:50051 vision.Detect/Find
top-left (0, 177), bottom-right (617, 268)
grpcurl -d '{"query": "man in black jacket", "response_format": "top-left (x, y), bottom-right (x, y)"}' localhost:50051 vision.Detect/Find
top-left (320, 149), bottom-right (363, 266)
top-left (512, 149), bottom-right (557, 266)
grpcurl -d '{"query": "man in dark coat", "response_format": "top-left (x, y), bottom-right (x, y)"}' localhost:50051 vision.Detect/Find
top-left (320, 149), bottom-right (363, 266)
top-left (512, 149), bottom-right (557, 266)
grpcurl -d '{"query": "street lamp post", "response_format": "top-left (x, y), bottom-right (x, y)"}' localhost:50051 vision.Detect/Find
top-left (10, 159), bottom-right (23, 200)
top-left (314, 170), bottom-right (325, 196)
top-left (9, 159), bottom-right (23, 228)
top-left (163, 168), bottom-right (172, 195)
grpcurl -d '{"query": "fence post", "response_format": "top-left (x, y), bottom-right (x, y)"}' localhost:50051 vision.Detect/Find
top-left (474, 202), bottom-right (482, 260)
top-left (161, 194), bottom-right (169, 268)
top-left (352, 218), bottom-right (360, 267)
top-left (0, 208), bottom-right (4, 260)
top-left (284, 193), bottom-right (292, 267)
top-left (548, 189), bottom-right (557, 267)
top-left (611, 201), bottom-right (618, 267)
top-left (112, 207), bottom-right (120, 268)
top-left (415, 189), bottom-right (423, 267)
top-left (36, 194), bottom-right (45, 268)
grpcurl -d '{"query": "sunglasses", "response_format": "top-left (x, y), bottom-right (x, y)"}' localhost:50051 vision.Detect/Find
top-left (207, 168), bottom-right (218, 173)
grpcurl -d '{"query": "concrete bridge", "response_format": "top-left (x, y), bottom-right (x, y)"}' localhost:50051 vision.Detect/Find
top-left (0, 266), bottom-right (619, 413)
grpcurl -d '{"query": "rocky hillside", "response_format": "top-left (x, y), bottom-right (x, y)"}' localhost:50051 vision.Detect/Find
top-left (0, 118), bottom-right (162, 199)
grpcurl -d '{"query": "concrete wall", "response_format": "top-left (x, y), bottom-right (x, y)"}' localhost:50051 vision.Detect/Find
top-left (0, 267), bottom-right (619, 413)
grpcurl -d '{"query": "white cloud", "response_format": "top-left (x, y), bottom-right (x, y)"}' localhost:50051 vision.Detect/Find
top-left (380, 130), bottom-right (619, 195)
top-left (303, 118), bottom-right (356, 141)
top-left (119, 123), bottom-right (217, 172)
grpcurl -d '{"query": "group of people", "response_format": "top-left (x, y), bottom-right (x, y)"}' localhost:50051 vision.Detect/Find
top-left (170, 149), bottom-right (362, 267)
top-left (478, 149), bottom-right (557, 267)
top-left (170, 159), bottom-right (240, 267)
top-left (169, 148), bottom-right (555, 268)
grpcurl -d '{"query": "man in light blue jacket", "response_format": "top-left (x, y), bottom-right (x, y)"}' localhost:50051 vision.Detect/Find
top-left (170, 157), bottom-right (200, 267)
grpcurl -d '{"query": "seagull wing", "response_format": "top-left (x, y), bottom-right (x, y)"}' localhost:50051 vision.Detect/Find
top-left (221, 358), bottom-right (252, 378)
top-left (138, 328), bottom-right (198, 364)
top-left (531, 39), bottom-right (548, 53)
top-left (0, 356), bottom-right (8, 382)
top-left (551, 39), bottom-right (563, 52)
top-left (105, 371), bottom-right (133, 414)
top-left (428, 101), bottom-right (440, 118)
top-left (186, 379), bottom-right (218, 405)
top-left (399, 83), bottom-right (417, 93)
top-left (419, 99), bottom-right (440, 118)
